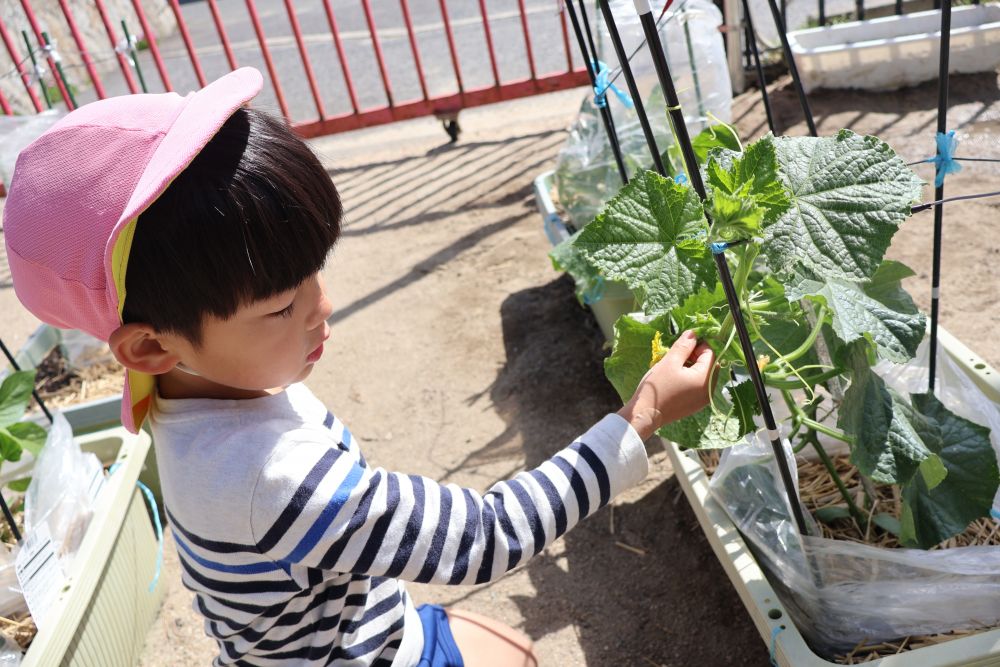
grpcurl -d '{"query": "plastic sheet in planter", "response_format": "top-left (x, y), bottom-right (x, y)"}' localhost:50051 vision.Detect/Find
top-left (707, 340), bottom-right (1000, 657)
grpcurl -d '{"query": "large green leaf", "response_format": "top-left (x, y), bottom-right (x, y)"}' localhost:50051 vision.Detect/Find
top-left (764, 130), bottom-right (924, 283)
top-left (838, 344), bottom-right (931, 485)
top-left (899, 392), bottom-right (999, 548)
top-left (574, 170), bottom-right (715, 315)
top-left (785, 261), bottom-right (925, 364)
top-left (0, 370), bottom-right (35, 428)
top-left (658, 383), bottom-right (749, 450)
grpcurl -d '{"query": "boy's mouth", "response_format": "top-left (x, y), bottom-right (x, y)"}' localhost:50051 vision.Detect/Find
top-left (307, 342), bottom-right (324, 363)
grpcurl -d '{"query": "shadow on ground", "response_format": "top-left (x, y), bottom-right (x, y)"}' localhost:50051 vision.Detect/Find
top-left (483, 275), bottom-right (769, 666)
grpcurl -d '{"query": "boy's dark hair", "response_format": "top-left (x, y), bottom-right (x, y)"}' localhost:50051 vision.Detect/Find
top-left (122, 107), bottom-right (341, 344)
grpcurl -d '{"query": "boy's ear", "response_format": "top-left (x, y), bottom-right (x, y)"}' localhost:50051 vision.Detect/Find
top-left (108, 323), bottom-right (181, 375)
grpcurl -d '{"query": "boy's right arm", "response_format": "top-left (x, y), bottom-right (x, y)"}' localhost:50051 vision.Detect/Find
top-left (249, 332), bottom-right (713, 585)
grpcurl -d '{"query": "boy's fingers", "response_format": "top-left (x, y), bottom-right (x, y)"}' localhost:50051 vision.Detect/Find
top-left (690, 344), bottom-right (715, 374)
top-left (664, 330), bottom-right (697, 366)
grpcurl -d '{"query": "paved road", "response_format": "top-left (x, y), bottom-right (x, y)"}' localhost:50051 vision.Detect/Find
top-left (72, 1), bottom-right (581, 126)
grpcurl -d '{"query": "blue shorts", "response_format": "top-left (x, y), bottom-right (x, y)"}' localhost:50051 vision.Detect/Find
top-left (416, 604), bottom-right (464, 667)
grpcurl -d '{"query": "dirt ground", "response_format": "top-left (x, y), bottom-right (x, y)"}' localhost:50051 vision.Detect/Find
top-left (12, 68), bottom-right (986, 667)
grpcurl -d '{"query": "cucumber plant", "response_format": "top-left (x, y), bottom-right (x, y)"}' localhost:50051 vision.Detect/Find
top-left (564, 127), bottom-right (999, 549)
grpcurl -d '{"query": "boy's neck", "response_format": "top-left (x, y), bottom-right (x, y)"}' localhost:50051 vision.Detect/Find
top-left (157, 367), bottom-right (282, 401)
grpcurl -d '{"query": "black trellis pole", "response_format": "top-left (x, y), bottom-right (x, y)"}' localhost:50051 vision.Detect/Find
top-left (598, 0), bottom-right (667, 176)
top-left (632, 0), bottom-right (809, 535)
top-left (742, 0), bottom-right (777, 135)
top-left (563, 0), bottom-right (630, 185)
top-left (820, 0), bottom-right (827, 26)
top-left (857, 0), bottom-right (865, 21)
top-left (763, 0), bottom-right (818, 136)
top-left (928, 0), bottom-right (952, 393)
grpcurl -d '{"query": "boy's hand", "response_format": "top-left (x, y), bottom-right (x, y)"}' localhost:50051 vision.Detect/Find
top-left (616, 330), bottom-right (715, 441)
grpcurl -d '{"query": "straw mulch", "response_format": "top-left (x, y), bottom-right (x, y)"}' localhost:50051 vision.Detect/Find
top-left (695, 448), bottom-right (1000, 663)
top-left (32, 345), bottom-right (123, 408)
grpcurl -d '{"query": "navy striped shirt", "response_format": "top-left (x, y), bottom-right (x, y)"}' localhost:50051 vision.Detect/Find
top-left (150, 383), bottom-right (648, 666)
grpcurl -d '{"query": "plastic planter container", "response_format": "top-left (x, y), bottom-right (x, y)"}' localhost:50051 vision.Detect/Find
top-left (787, 5), bottom-right (1000, 92)
top-left (20, 426), bottom-right (165, 667)
top-left (665, 326), bottom-right (1000, 665)
top-left (534, 171), bottom-right (636, 341)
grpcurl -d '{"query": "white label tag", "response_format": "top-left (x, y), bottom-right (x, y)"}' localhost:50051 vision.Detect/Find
top-left (15, 522), bottom-right (65, 631)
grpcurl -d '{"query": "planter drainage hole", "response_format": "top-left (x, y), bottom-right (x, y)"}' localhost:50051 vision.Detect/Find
top-left (975, 363), bottom-right (987, 370)
top-left (768, 609), bottom-right (783, 620)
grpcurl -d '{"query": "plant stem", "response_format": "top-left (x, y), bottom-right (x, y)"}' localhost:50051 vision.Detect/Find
top-left (797, 414), bottom-right (854, 444)
top-left (777, 305), bottom-right (828, 366)
top-left (809, 434), bottom-right (868, 530)
top-left (763, 367), bottom-right (843, 390)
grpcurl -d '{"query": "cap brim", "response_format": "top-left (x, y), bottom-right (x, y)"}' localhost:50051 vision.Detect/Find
top-left (109, 68), bottom-right (264, 433)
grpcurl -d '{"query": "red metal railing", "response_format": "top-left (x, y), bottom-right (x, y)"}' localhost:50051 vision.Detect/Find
top-left (0, 0), bottom-right (590, 140)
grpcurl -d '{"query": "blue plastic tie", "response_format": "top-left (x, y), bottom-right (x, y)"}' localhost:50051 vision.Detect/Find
top-left (919, 130), bottom-right (962, 188)
top-left (769, 625), bottom-right (786, 666)
top-left (674, 173), bottom-right (688, 185)
top-left (592, 60), bottom-right (633, 110)
top-left (991, 507), bottom-right (1000, 521)
top-left (108, 462), bottom-right (163, 593)
top-left (582, 275), bottom-right (606, 305)
top-left (710, 241), bottom-right (730, 255)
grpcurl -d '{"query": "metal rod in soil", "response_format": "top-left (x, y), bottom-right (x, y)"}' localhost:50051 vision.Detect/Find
top-left (929, 0), bottom-right (952, 393)
top-left (564, 0), bottom-right (629, 184)
top-left (762, 0), bottom-right (817, 136)
top-left (636, 1), bottom-right (809, 535)
top-left (599, 0), bottom-right (666, 176)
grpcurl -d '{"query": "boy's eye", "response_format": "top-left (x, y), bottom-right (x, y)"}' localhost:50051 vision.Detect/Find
top-left (271, 302), bottom-right (294, 318)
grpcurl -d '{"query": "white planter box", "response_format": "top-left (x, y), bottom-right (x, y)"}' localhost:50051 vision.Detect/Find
top-left (666, 327), bottom-right (1000, 665)
top-left (534, 171), bottom-right (637, 341)
top-left (787, 5), bottom-right (1000, 92)
top-left (20, 426), bottom-right (165, 666)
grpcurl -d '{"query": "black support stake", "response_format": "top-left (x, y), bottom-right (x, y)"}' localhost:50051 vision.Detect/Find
top-left (599, 0), bottom-right (667, 176)
top-left (633, 0), bottom-right (809, 536)
top-left (763, 0), bottom-right (818, 137)
top-left (820, 0), bottom-right (827, 26)
top-left (741, 0), bottom-right (777, 135)
top-left (928, 0), bottom-right (951, 393)
top-left (564, 0), bottom-right (630, 185)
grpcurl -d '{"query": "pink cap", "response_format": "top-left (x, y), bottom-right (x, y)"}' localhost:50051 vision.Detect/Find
top-left (3, 68), bottom-right (264, 433)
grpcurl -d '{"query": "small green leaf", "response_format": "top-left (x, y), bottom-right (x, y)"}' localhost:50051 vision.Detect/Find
top-left (0, 429), bottom-right (23, 463)
top-left (730, 379), bottom-right (761, 436)
top-left (692, 122), bottom-right (741, 164)
top-left (706, 135), bottom-right (790, 229)
top-left (815, 505), bottom-right (852, 524)
top-left (670, 284), bottom-right (727, 339)
top-left (709, 191), bottom-right (765, 241)
top-left (0, 370), bottom-right (36, 428)
top-left (899, 392), bottom-right (999, 548)
top-left (873, 512), bottom-right (901, 536)
top-left (658, 397), bottom-right (747, 450)
top-left (574, 170), bottom-right (715, 315)
top-left (603, 314), bottom-right (673, 403)
top-left (7, 421), bottom-right (47, 458)
top-left (838, 343), bottom-right (931, 485)
top-left (765, 130), bottom-right (924, 283)
top-left (6, 477), bottom-right (31, 493)
top-left (919, 454), bottom-right (948, 491)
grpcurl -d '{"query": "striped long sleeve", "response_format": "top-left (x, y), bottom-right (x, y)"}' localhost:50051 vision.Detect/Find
top-left (249, 413), bottom-right (648, 585)
top-left (151, 384), bottom-right (648, 665)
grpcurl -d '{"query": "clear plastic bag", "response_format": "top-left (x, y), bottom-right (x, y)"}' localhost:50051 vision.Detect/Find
top-left (708, 341), bottom-right (1000, 657)
top-left (24, 412), bottom-right (102, 566)
top-left (0, 545), bottom-right (27, 620)
top-left (553, 0), bottom-right (734, 228)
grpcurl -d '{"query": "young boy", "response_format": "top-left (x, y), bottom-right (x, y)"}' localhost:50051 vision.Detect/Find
top-left (3, 68), bottom-right (714, 666)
